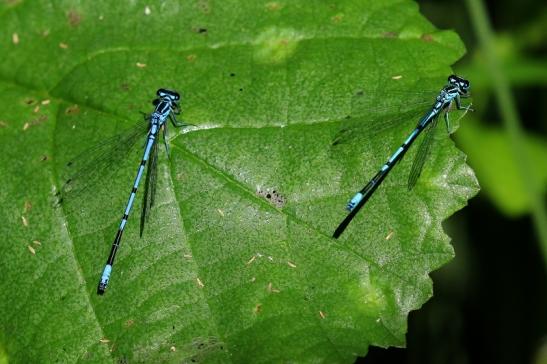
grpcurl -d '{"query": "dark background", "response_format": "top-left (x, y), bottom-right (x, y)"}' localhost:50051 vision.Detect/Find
top-left (361, 1), bottom-right (547, 363)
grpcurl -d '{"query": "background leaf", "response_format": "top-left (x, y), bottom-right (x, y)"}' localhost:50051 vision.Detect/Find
top-left (0, 1), bottom-right (478, 362)
top-left (456, 120), bottom-right (547, 216)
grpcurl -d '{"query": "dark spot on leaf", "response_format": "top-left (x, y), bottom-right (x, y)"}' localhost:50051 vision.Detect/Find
top-left (65, 104), bottom-right (80, 115)
top-left (120, 83), bottom-right (130, 91)
top-left (67, 161), bottom-right (73, 167)
top-left (230, 73), bottom-right (235, 77)
top-left (197, 0), bottom-right (210, 14)
top-left (239, 88), bottom-right (243, 92)
top-left (172, 325), bottom-right (175, 330)
top-left (355, 90), bottom-right (364, 96)
top-left (40, 155), bottom-right (48, 161)
top-left (257, 188), bottom-right (285, 208)
top-left (192, 27), bottom-right (208, 34)
top-left (345, 115), bottom-right (351, 119)
top-left (24, 98), bottom-right (35, 105)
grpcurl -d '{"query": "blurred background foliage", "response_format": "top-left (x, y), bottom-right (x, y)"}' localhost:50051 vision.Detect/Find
top-left (362, 0), bottom-right (547, 363)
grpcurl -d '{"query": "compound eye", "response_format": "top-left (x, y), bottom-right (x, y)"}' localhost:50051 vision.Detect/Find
top-left (172, 91), bottom-right (180, 101)
top-left (156, 88), bottom-right (170, 97)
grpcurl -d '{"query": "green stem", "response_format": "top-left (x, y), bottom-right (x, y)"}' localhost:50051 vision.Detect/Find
top-left (465, 0), bottom-right (547, 268)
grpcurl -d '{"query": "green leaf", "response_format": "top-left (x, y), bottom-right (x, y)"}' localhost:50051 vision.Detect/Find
top-left (0, 1), bottom-right (478, 362)
top-left (456, 120), bottom-right (547, 216)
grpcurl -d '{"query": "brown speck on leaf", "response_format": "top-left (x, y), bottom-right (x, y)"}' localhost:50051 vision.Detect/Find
top-left (319, 311), bottom-right (326, 319)
top-left (23, 115), bottom-right (48, 130)
top-left (385, 230), bottom-right (395, 240)
top-left (124, 319), bottom-right (134, 327)
top-left (196, 277), bottom-right (204, 288)
top-left (421, 34), bottom-right (434, 42)
top-left (382, 32), bottom-right (398, 38)
top-left (33, 105), bottom-right (40, 113)
top-left (265, 2), bottom-right (282, 11)
top-left (331, 14), bottom-right (344, 23)
top-left (67, 10), bottom-right (82, 27)
top-left (197, 0), bottom-right (210, 14)
top-left (24, 201), bottom-right (32, 213)
top-left (170, 346), bottom-right (176, 352)
top-left (267, 282), bottom-right (280, 293)
top-left (0, 121), bottom-right (7, 128)
top-left (40, 155), bottom-right (48, 161)
top-left (254, 304), bottom-right (262, 314)
top-left (186, 54), bottom-right (197, 62)
top-left (246, 255), bottom-right (256, 265)
top-left (28, 245), bottom-right (36, 255)
top-left (65, 104), bottom-right (80, 115)
top-left (59, 42), bottom-right (69, 49)
top-left (136, 62), bottom-right (146, 68)
top-left (12, 32), bottom-right (19, 44)
top-left (42, 29), bottom-right (50, 37)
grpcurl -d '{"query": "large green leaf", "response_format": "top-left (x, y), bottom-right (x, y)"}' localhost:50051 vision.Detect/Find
top-left (0, 1), bottom-right (478, 363)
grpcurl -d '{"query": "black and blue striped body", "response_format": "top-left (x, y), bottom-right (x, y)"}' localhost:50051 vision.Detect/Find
top-left (98, 89), bottom-right (183, 294)
top-left (333, 75), bottom-right (471, 238)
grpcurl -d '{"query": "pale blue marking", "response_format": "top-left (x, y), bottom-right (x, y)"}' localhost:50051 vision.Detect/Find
top-left (100, 264), bottom-right (112, 283)
top-left (347, 192), bottom-right (364, 211)
top-left (404, 129), bottom-right (418, 145)
top-left (389, 147), bottom-right (404, 163)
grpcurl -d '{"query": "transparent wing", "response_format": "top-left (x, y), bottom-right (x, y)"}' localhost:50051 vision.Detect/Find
top-left (333, 87), bottom-right (440, 146)
top-left (140, 138), bottom-right (158, 237)
top-left (58, 119), bottom-right (149, 209)
top-left (407, 114), bottom-right (440, 190)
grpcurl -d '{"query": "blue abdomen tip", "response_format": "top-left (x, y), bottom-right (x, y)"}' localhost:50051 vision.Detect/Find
top-left (347, 193), bottom-right (364, 211)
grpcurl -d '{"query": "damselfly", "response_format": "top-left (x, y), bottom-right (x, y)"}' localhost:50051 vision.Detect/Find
top-left (333, 75), bottom-right (472, 239)
top-left (58, 89), bottom-right (189, 294)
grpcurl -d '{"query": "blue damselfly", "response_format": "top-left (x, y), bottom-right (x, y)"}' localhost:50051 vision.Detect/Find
top-left (333, 75), bottom-right (472, 238)
top-left (58, 89), bottom-right (189, 294)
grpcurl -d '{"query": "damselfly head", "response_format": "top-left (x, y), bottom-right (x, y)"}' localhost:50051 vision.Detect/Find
top-left (448, 75), bottom-right (470, 95)
top-left (156, 88), bottom-right (181, 101)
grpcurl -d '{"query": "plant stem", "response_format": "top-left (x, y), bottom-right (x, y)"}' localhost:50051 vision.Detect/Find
top-left (465, 0), bottom-right (547, 267)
